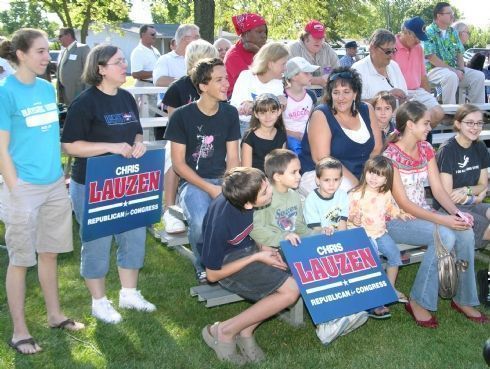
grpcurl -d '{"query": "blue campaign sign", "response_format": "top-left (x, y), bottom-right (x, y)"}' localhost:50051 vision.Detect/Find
top-left (280, 228), bottom-right (397, 325)
top-left (82, 148), bottom-right (164, 242)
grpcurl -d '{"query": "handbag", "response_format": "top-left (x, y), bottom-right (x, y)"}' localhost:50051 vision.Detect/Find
top-left (433, 225), bottom-right (467, 299)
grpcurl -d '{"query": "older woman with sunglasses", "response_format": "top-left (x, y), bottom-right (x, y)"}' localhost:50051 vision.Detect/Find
top-left (352, 29), bottom-right (407, 104)
top-left (298, 67), bottom-right (382, 195)
top-left (436, 104), bottom-right (490, 249)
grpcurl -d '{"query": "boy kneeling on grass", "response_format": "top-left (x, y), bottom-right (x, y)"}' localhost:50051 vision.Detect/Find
top-left (198, 167), bottom-right (299, 365)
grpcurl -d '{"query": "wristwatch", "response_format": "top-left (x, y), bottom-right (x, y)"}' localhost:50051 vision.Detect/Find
top-left (466, 186), bottom-right (472, 196)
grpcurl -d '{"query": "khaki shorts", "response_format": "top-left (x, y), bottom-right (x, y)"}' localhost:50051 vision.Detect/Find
top-left (0, 176), bottom-right (73, 267)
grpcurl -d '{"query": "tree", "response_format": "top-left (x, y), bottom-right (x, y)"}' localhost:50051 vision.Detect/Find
top-left (35, 0), bottom-right (131, 42)
top-left (0, 1), bottom-right (58, 37)
top-left (194, 0), bottom-right (215, 42)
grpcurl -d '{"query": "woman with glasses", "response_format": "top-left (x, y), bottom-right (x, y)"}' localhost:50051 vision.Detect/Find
top-left (298, 66), bottom-right (382, 195)
top-left (61, 45), bottom-right (156, 324)
top-left (436, 104), bottom-right (490, 249)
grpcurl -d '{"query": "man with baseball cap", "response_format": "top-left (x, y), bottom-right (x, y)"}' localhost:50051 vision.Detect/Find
top-left (224, 13), bottom-right (268, 97)
top-left (393, 16), bottom-right (444, 127)
top-left (288, 20), bottom-right (339, 89)
top-left (339, 41), bottom-right (358, 68)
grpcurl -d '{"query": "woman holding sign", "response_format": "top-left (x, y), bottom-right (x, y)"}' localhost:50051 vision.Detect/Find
top-left (384, 101), bottom-right (487, 328)
top-left (61, 44), bottom-right (155, 324)
top-left (0, 28), bottom-right (84, 355)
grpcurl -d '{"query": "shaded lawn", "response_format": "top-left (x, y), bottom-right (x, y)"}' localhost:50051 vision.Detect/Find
top-left (0, 221), bottom-right (489, 369)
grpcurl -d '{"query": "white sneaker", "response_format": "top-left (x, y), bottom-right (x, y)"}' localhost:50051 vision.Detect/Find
top-left (316, 317), bottom-right (350, 346)
top-left (340, 311), bottom-right (368, 336)
top-left (119, 289), bottom-right (156, 312)
top-left (163, 209), bottom-right (186, 234)
top-left (92, 298), bottom-right (122, 324)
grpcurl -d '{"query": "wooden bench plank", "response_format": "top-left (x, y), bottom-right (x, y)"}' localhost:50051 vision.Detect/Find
top-left (441, 103), bottom-right (490, 114)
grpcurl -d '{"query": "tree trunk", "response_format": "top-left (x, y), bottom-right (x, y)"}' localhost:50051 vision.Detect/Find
top-left (193, 0), bottom-right (215, 43)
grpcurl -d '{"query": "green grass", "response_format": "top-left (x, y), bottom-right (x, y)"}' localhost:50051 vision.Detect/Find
top-left (0, 222), bottom-right (489, 369)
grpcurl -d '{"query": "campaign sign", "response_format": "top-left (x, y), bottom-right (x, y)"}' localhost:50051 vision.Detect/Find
top-left (280, 228), bottom-right (397, 324)
top-left (82, 148), bottom-right (164, 242)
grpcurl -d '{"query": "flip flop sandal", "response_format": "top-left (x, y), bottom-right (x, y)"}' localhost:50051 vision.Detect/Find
top-left (396, 290), bottom-right (409, 303)
top-left (236, 335), bottom-right (265, 363)
top-left (8, 337), bottom-right (42, 355)
top-left (201, 323), bottom-right (247, 365)
top-left (368, 306), bottom-right (392, 319)
top-left (50, 318), bottom-right (85, 331)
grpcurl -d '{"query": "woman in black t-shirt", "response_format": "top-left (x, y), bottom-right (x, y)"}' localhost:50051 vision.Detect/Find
top-left (61, 44), bottom-right (155, 324)
top-left (436, 104), bottom-right (490, 248)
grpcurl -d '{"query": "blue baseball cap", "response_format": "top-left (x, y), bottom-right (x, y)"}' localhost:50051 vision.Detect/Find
top-left (403, 16), bottom-right (428, 41)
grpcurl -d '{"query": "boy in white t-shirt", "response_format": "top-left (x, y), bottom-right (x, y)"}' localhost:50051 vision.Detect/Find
top-left (283, 57), bottom-right (318, 155)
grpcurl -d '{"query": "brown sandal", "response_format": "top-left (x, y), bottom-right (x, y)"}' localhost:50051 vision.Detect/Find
top-left (201, 322), bottom-right (247, 365)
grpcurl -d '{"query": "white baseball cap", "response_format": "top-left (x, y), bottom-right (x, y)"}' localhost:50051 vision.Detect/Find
top-left (285, 57), bottom-right (320, 79)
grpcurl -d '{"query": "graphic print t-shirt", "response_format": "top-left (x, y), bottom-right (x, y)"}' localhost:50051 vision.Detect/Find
top-left (61, 86), bottom-right (143, 184)
top-left (0, 76), bottom-right (62, 184)
top-left (164, 102), bottom-right (240, 179)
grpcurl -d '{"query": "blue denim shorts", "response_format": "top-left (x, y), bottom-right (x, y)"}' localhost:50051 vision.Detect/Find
top-left (70, 180), bottom-right (147, 279)
top-left (219, 244), bottom-right (290, 302)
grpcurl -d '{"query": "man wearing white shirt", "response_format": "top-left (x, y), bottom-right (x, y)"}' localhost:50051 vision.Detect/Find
top-left (130, 25), bottom-right (161, 113)
top-left (352, 29), bottom-right (408, 103)
top-left (153, 24), bottom-right (200, 88)
top-left (131, 25), bottom-right (160, 86)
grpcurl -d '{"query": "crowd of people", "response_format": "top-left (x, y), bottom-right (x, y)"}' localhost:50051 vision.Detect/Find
top-left (0, 0), bottom-right (489, 363)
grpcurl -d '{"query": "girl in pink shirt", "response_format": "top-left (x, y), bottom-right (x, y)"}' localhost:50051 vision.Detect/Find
top-left (348, 156), bottom-right (412, 312)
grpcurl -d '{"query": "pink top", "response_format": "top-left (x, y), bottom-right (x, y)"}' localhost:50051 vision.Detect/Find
top-left (393, 35), bottom-right (425, 90)
top-left (348, 190), bottom-right (401, 239)
top-left (383, 141), bottom-right (435, 211)
top-left (224, 40), bottom-right (255, 97)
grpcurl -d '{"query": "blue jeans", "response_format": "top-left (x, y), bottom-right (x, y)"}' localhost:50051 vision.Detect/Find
top-left (387, 218), bottom-right (479, 311)
top-left (70, 180), bottom-right (147, 279)
top-left (179, 178), bottom-right (222, 274)
top-left (375, 233), bottom-right (402, 267)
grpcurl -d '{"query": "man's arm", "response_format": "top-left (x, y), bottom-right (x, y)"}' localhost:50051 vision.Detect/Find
top-left (132, 70), bottom-right (153, 81)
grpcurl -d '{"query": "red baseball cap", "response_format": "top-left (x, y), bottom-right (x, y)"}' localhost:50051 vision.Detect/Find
top-left (305, 20), bottom-right (325, 39)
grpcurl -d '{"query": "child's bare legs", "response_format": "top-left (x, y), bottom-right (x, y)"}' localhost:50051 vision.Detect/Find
top-left (213, 277), bottom-right (299, 341)
top-left (386, 266), bottom-right (398, 289)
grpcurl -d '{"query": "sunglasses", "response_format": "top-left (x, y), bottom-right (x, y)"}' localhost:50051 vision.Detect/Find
top-left (329, 71), bottom-right (353, 81)
top-left (377, 46), bottom-right (397, 55)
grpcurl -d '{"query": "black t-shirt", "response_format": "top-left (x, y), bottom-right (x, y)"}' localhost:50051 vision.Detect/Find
top-left (163, 102), bottom-right (240, 179)
top-left (197, 193), bottom-right (255, 270)
top-left (241, 128), bottom-right (287, 172)
top-left (436, 136), bottom-right (490, 189)
top-left (162, 75), bottom-right (200, 108)
top-left (61, 86), bottom-right (143, 184)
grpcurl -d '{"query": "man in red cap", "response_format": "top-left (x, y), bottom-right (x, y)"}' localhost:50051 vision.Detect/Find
top-left (288, 20), bottom-right (339, 89)
top-left (224, 13), bottom-right (267, 97)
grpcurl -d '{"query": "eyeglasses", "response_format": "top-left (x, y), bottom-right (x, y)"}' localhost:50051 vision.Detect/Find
top-left (461, 120), bottom-right (484, 128)
top-left (377, 46), bottom-right (397, 55)
top-left (217, 47), bottom-right (230, 53)
top-left (106, 58), bottom-right (127, 66)
top-left (439, 11), bottom-right (454, 16)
